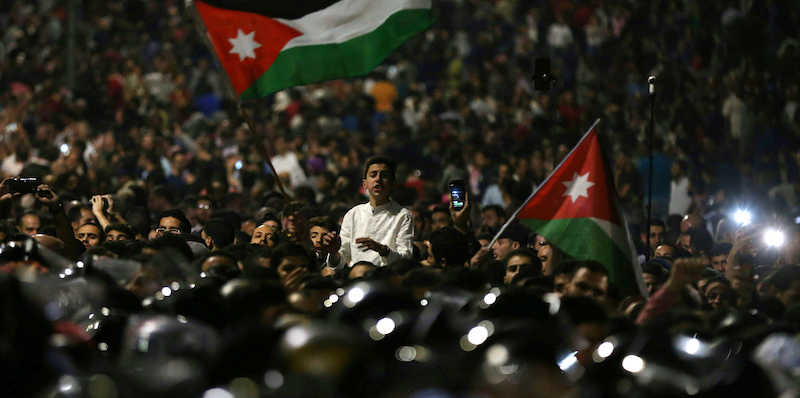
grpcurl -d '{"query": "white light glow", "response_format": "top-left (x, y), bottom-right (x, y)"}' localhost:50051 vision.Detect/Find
top-left (734, 210), bottom-right (752, 225)
top-left (765, 229), bottom-right (785, 247)
top-left (285, 328), bottom-right (310, 348)
top-left (376, 317), bottom-right (396, 335)
top-left (348, 288), bottom-right (365, 303)
top-left (685, 338), bottom-right (700, 355)
top-left (161, 287), bottom-right (172, 297)
top-left (329, 294), bottom-right (339, 303)
top-left (467, 326), bottom-right (489, 345)
top-left (264, 370), bottom-right (284, 389)
top-left (483, 292), bottom-right (497, 305)
top-left (597, 341), bottom-right (614, 358)
top-left (622, 355), bottom-right (645, 373)
top-left (396, 346), bottom-right (417, 362)
top-left (558, 351), bottom-right (578, 371)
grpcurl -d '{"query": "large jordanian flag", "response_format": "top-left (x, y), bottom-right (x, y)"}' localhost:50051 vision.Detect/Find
top-left (514, 120), bottom-right (647, 297)
top-left (190, 0), bottom-right (433, 99)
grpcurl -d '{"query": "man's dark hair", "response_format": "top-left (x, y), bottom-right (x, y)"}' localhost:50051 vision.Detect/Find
top-left (124, 206), bottom-right (151, 237)
top-left (150, 233), bottom-right (194, 265)
top-left (104, 223), bottom-right (135, 241)
top-left (79, 221), bottom-right (105, 241)
top-left (431, 205), bottom-right (450, 217)
top-left (259, 212), bottom-right (281, 230)
top-left (158, 209), bottom-right (191, 233)
top-left (309, 216), bottom-right (337, 232)
top-left (641, 261), bottom-right (669, 283)
top-left (428, 226), bottom-right (471, 267)
top-left (702, 275), bottom-right (731, 293)
top-left (710, 243), bottom-right (733, 257)
top-left (481, 204), bottom-right (506, 219)
top-left (402, 268), bottom-right (442, 289)
top-left (762, 265), bottom-right (800, 292)
top-left (16, 210), bottom-right (41, 227)
top-left (689, 228), bottom-right (714, 255)
top-left (204, 219), bottom-right (236, 249)
top-left (643, 218), bottom-right (666, 231)
top-left (506, 248), bottom-right (543, 275)
top-left (150, 185), bottom-right (177, 206)
top-left (363, 155), bottom-right (397, 182)
top-left (67, 204), bottom-right (91, 224)
top-left (552, 260), bottom-right (578, 277)
top-left (270, 243), bottom-right (312, 269)
top-left (566, 259), bottom-right (609, 277)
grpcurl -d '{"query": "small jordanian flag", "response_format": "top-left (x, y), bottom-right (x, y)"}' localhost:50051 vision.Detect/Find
top-left (190, 0), bottom-right (433, 99)
top-left (514, 120), bottom-right (647, 297)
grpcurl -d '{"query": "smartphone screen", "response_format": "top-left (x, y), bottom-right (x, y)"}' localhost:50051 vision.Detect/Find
top-left (449, 180), bottom-right (466, 210)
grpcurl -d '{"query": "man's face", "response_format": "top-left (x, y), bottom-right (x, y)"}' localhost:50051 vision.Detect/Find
top-left (481, 209), bottom-right (501, 230)
top-left (77, 224), bottom-right (102, 250)
top-left (411, 210), bottom-right (427, 238)
top-left (554, 273), bottom-right (571, 294)
top-left (643, 226), bottom-right (666, 250)
top-left (251, 224), bottom-right (278, 247)
top-left (156, 216), bottom-right (182, 237)
top-left (431, 212), bottom-right (450, 231)
top-left (504, 254), bottom-right (533, 284)
top-left (285, 212), bottom-right (308, 237)
top-left (777, 280), bottom-right (800, 309)
top-left (564, 267), bottom-right (608, 300)
top-left (654, 245), bottom-right (676, 262)
top-left (705, 281), bottom-right (731, 310)
top-left (492, 238), bottom-right (518, 262)
top-left (309, 226), bottom-right (329, 253)
top-left (19, 214), bottom-right (40, 236)
top-left (711, 254), bottom-right (728, 272)
top-left (362, 163), bottom-right (394, 203)
top-left (642, 273), bottom-right (662, 295)
top-left (106, 230), bottom-right (130, 242)
top-left (726, 256), bottom-right (755, 296)
top-left (277, 255), bottom-right (309, 279)
top-left (197, 200), bottom-right (214, 222)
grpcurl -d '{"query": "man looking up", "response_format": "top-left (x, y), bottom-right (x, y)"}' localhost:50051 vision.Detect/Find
top-left (322, 155), bottom-right (413, 269)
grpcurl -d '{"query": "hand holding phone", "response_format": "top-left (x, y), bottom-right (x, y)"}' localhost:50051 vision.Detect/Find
top-left (449, 179), bottom-right (466, 210)
top-left (9, 177), bottom-right (40, 194)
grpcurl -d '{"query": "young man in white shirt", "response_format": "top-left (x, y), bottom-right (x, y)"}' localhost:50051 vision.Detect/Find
top-left (321, 155), bottom-right (414, 270)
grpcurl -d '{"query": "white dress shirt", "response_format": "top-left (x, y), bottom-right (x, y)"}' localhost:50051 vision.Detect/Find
top-left (329, 201), bottom-right (414, 269)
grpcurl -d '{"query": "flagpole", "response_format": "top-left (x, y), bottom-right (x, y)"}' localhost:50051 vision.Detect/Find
top-left (488, 118), bottom-right (602, 249)
top-left (645, 76), bottom-right (656, 260)
top-left (186, 0), bottom-right (291, 201)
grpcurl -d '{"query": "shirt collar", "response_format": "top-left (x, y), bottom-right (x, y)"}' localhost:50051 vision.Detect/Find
top-left (371, 201), bottom-right (393, 213)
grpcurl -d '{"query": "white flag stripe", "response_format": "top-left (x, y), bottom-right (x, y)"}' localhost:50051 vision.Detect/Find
top-left (276, 0), bottom-right (431, 49)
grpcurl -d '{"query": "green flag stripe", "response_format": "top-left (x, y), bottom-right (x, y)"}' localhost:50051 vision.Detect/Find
top-left (520, 217), bottom-right (640, 296)
top-left (240, 9), bottom-right (433, 99)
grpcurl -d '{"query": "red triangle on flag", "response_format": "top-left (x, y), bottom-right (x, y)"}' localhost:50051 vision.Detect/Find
top-left (516, 124), bottom-right (621, 226)
top-left (195, 1), bottom-right (303, 96)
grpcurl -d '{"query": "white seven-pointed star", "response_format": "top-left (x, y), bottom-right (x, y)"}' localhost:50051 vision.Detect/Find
top-left (228, 29), bottom-right (261, 61)
top-left (562, 172), bottom-right (595, 203)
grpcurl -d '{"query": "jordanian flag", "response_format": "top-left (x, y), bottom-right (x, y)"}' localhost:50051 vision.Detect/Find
top-left (514, 120), bottom-right (647, 296)
top-left (190, 0), bottom-right (433, 99)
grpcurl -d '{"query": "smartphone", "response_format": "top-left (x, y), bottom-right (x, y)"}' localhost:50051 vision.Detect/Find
top-left (9, 177), bottom-right (39, 194)
top-left (449, 179), bottom-right (466, 210)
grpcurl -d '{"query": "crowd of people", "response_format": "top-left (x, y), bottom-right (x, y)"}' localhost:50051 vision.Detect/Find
top-left (3, 0), bottom-right (800, 397)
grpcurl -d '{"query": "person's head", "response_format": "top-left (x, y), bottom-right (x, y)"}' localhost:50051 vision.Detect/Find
top-left (410, 207), bottom-right (431, 240)
top-left (270, 243), bottom-right (311, 280)
top-left (251, 223), bottom-right (279, 248)
top-left (260, 212), bottom-right (281, 233)
top-left (654, 243), bottom-right (677, 262)
top-left (104, 223), bottom-right (135, 242)
top-left (559, 296), bottom-right (609, 366)
top-left (641, 261), bottom-right (669, 296)
top-left (641, 219), bottom-right (666, 254)
top-left (17, 211), bottom-right (41, 237)
top-left (427, 227), bottom-right (471, 267)
top-left (562, 260), bottom-right (609, 300)
top-left (491, 225), bottom-right (528, 261)
top-left (703, 275), bottom-right (733, 310)
top-left (710, 243), bottom-right (733, 272)
top-left (282, 202), bottom-right (311, 239)
top-left (200, 252), bottom-right (238, 273)
top-left (363, 155), bottom-right (397, 205)
top-left (202, 219), bottom-right (236, 251)
top-left (430, 205), bottom-right (451, 231)
top-left (679, 214), bottom-right (706, 250)
top-left (761, 265), bottom-right (800, 309)
top-left (481, 205), bottom-right (507, 231)
top-left (688, 228), bottom-right (714, 257)
top-left (195, 196), bottom-right (216, 224)
top-left (156, 209), bottom-right (191, 238)
top-left (148, 185), bottom-right (177, 213)
top-left (552, 261), bottom-right (576, 294)
top-left (504, 248), bottom-right (542, 284)
top-left (309, 216), bottom-right (336, 254)
top-left (349, 261), bottom-right (376, 280)
top-left (68, 204), bottom-right (95, 233)
top-left (77, 222), bottom-right (104, 250)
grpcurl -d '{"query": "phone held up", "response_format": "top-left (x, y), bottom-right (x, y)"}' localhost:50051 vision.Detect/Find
top-left (449, 179), bottom-right (466, 211)
top-left (9, 177), bottom-right (40, 194)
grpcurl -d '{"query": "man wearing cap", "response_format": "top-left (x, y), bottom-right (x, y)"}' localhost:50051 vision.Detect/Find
top-left (490, 224), bottom-right (529, 262)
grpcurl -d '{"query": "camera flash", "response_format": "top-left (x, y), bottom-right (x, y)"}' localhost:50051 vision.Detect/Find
top-left (60, 143), bottom-right (70, 155)
top-left (734, 209), bottom-right (752, 225)
top-left (764, 229), bottom-right (785, 247)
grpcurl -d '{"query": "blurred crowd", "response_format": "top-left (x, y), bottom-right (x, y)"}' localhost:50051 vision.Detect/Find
top-left (3, 0), bottom-right (800, 397)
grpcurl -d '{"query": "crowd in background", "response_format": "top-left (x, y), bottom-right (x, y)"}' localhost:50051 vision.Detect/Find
top-left (3, 0), bottom-right (800, 397)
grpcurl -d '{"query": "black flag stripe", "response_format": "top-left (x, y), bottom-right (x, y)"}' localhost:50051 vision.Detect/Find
top-left (200, 0), bottom-right (341, 20)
